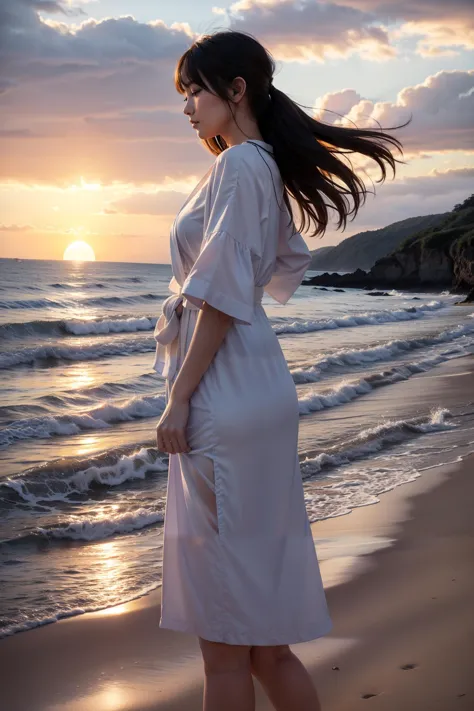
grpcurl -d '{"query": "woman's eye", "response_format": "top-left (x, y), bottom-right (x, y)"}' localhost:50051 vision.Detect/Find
top-left (183, 89), bottom-right (201, 102)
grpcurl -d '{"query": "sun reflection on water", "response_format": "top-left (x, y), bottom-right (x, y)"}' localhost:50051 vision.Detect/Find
top-left (67, 363), bottom-right (96, 389)
top-left (79, 540), bottom-right (128, 604)
top-left (76, 435), bottom-right (101, 456)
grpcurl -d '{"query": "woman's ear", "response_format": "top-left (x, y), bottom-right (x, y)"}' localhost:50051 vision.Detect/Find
top-left (229, 76), bottom-right (246, 103)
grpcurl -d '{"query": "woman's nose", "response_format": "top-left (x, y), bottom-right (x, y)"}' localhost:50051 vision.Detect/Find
top-left (183, 99), bottom-right (193, 116)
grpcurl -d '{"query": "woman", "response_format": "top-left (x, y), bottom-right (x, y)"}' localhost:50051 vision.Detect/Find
top-left (154, 30), bottom-right (406, 711)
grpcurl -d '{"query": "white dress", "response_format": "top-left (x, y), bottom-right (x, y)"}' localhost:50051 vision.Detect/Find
top-left (153, 139), bottom-right (332, 645)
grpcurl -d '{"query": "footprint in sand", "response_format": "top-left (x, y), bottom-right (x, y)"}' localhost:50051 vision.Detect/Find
top-left (400, 663), bottom-right (418, 670)
top-left (361, 693), bottom-right (379, 699)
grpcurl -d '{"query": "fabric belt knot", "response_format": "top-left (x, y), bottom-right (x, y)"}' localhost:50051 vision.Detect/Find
top-left (153, 285), bottom-right (265, 381)
top-left (152, 293), bottom-right (194, 381)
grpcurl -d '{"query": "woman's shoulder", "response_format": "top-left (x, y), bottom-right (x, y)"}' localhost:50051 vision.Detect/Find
top-left (213, 141), bottom-right (278, 185)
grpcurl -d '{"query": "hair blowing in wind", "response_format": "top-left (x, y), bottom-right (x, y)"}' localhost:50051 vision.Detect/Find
top-left (175, 30), bottom-right (410, 238)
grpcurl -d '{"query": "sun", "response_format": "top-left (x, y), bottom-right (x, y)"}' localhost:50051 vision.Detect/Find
top-left (63, 240), bottom-right (96, 262)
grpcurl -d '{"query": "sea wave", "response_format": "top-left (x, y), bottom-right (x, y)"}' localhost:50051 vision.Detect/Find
top-left (49, 282), bottom-right (109, 290)
top-left (49, 277), bottom-right (143, 287)
top-left (274, 300), bottom-right (446, 335)
top-left (0, 581), bottom-right (160, 640)
top-left (300, 407), bottom-right (455, 478)
top-left (65, 316), bottom-right (158, 335)
top-left (101, 276), bottom-right (143, 283)
top-left (2, 447), bottom-right (168, 505)
top-left (0, 300), bottom-right (450, 343)
top-left (0, 297), bottom-right (66, 310)
top-left (0, 316), bottom-right (159, 340)
top-left (2, 345), bottom-right (465, 430)
top-left (291, 322), bottom-right (474, 383)
top-left (0, 394), bottom-right (166, 446)
top-left (0, 507), bottom-right (164, 547)
top-left (0, 292), bottom-right (162, 311)
top-left (297, 349), bottom-right (467, 415)
top-left (0, 336), bottom-right (156, 369)
top-left (3, 406), bottom-right (455, 507)
top-left (2, 336), bottom-right (470, 444)
top-left (82, 293), bottom-right (162, 308)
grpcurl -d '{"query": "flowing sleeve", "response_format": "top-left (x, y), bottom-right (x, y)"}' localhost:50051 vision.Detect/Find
top-left (264, 207), bottom-right (312, 304)
top-left (180, 147), bottom-right (263, 325)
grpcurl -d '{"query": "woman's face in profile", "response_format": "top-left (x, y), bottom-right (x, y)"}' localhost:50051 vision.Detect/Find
top-left (182, 77), bottom-right (234, 141)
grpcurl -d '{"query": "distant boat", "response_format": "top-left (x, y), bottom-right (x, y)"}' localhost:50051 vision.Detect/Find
top-left (14, 258), bottom-right (22, 262)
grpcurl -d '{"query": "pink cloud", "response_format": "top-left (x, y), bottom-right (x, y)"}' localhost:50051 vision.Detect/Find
top-left (105, 191), bottom-right (188, 216)
top-left (0, 0), bottom-right (211, 185)
top-left (0, 223), bottom-right (34, 231)
top-left (226, 0), bottom-right (396, 62)
top-left (314, 70), bottom-right (474, 153)
top-left (330, 0), bottom-right (474, 54)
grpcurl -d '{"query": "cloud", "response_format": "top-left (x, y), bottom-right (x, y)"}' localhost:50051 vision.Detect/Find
top-left (224, 0), bottom-right (396, 62)
top-left (355, 166), bottom-right (474, 227)
top-left (1, 1), bottom-right (472, 196)
top-left (313, 88), bottom-right (362, 122)
top-left (217, 0), bottom-right (474, 59)
top-left (104, 190), bottom-right (187, 216)
top-left (379, 166), bottom-right (474, 198)
top-left (331, 0), bottom-right (474, 55)
top-left (395, 21), bottom-right (474, 57)
top-left (0, 223), bottom-right (34, 231)
top-left (314, 70), bottom-right (474, 154)
top-left (0, 0), bottom-right (211, 185)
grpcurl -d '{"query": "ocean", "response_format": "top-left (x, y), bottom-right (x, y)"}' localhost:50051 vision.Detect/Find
top-left (1, 257), bottom-right (473, 638)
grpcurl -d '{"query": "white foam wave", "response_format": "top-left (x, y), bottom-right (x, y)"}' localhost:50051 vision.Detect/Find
top-left (297, 351), bottom-right (462, 415)
top-left (0, 292), bottom-right (161, 311)
top-left (2, 334), bottom-right (470, 447)
top-left (274, 300), bottom-right (445, 335)
top-left (291, 322), bottom-right (474, 383)
top-left (304, 464), bottom-right (422, 523)
top-left (65, 316), bottom-right (158, 335)
top-left (0, 581), bottom-right (160, 639)
top-left (2, 300), bottom-right (450, 343)
top-left (37, 508), bottom-right (164, 542)
top-left (5, 448), bottom-right (168, 504)
top-left (0, 395), bottom-right (166, 447)
top-left (300, 408), bottom-right (454, 478)
top-left (0, 337), bottom-right (155, 369)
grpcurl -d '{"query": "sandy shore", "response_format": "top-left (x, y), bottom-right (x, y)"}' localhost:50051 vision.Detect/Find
top-left (1, 360), bottom-right (473, 711)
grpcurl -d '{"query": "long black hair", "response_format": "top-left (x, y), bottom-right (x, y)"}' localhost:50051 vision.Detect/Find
top-left (175, 30), bottom-right (410, 238)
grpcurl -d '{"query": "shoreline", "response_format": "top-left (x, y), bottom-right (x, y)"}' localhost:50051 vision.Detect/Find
top-left (1, 446), bottom-right (473, 710)
top-left (1, 354), bottom-right (473, 710)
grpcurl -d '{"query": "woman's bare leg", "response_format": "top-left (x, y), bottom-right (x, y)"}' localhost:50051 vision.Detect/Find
top-left (199, 637), bottom-right (255, 711)
top-left (250, 644), bottom-right (322, 711)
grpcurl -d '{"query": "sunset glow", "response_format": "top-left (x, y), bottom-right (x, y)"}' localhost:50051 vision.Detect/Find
top-left (0, 0), bottom-right (472, 263)
top-left (63, 241), bottom-right (96, 262)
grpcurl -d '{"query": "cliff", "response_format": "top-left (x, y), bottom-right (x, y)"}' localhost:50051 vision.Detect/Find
top-left (303, 194), bottom-right (474, 293)
top-left (309, 213), bottom-right (447, 272)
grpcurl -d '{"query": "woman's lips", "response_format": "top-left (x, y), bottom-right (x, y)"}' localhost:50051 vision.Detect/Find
top-left (190, 121), bottom-right (199, 129)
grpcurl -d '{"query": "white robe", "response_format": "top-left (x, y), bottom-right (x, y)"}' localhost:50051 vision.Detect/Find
top-left (153, 139), bottom-right (332, 645)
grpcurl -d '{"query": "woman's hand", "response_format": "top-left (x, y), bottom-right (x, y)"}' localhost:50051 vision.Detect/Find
top-left (156, 395), bottom-right (191, 454)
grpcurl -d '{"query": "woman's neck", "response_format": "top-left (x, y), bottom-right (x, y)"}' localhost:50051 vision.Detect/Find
top-left (221, 114), bottom-right (264, 147)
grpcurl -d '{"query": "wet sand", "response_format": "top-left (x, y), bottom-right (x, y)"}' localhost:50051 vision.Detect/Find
top-left (1, 360), bottom-right (473, 711)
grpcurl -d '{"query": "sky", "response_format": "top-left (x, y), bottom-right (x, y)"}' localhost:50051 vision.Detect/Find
top-left (0, 0), bottom-right (473, 264)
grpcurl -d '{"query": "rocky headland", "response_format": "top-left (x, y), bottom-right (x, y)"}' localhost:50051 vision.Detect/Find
top-left (303, 194), bottom-right (474, 302)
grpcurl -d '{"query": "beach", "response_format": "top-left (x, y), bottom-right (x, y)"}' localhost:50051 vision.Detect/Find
top-left (1, 354), bottom-right (473, 711)
top-left (3, 259), bottom-right (474, 641)
top-left (2, 1), bottom-right (474, 707)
